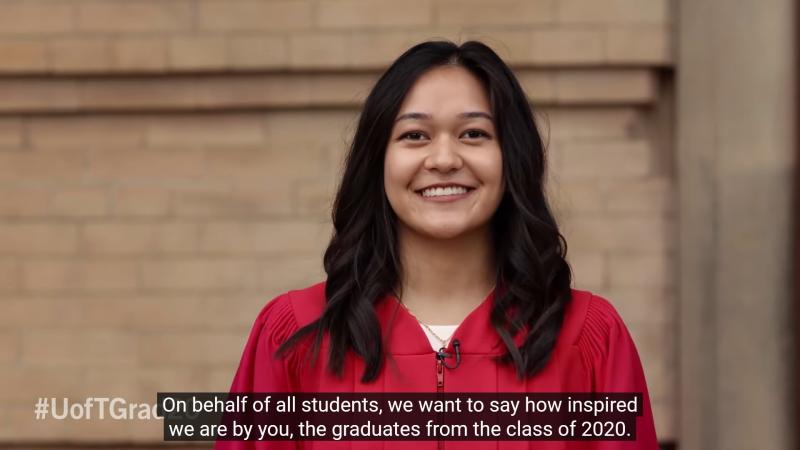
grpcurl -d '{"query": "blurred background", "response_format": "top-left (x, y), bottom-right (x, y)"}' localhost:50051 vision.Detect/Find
top-left (0, 0), bottom-right (794, 449)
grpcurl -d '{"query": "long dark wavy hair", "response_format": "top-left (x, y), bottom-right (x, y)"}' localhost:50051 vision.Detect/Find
top-left (278, 40), bottom-right (572, 382)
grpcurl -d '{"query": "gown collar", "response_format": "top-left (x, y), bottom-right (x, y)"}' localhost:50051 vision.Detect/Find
top-left (375, 284), bottom-right (508, 355)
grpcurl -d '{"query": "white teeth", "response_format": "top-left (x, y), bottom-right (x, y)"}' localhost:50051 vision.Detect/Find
top-left (420, 186), bottom-right (469, 197)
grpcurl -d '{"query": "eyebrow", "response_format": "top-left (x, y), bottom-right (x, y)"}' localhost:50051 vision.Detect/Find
top-left (394, 111), bottom-right (494, 123)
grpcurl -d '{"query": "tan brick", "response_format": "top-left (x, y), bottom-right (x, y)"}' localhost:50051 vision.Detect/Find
top-left (0, 189), bottom-right (49, 217)
top-left (127, 294), bottom-right (263, 330)
top-left (561, 215), bottom-right (672, 252)
top-left (6, 297), bottom-right (125, 329)
top-left (554, 69), bottom-right (657, 104)
top-left (200, 220), bottom-right (331, 255)
top-left (0, 405), bottom-right (69, 440)
top-left (405, 27), bottom-right (465, 45)
top-left (21, 260), bottom-right (139, 292)
top-left (436, 0), bottom-right (553, 25)
top-left (166, 80), bottom-right (405, 111)
top-left (515, 71), bottom-right (557, 104)
top-left (75, 78), bottom-right (201, 110)
top-left (204, 146), bottom-right (327, 185)
top-left (609, 252), bottom-right (674, 288)
top-left (145, 114), bottom-right (265, 148)
top-left (29, 116), bottom-right (145, 149)
top-left (0, 148), bottom-right (86, 182)
top-left (348, 31), bottom-right (422, 68)
top-left (0, 224), bottom-right (79, 255)
top-left (228, 35), bottom-right (288, 69)
top-left (0, 295), bottom-right (233, 331)
top-left (81, 367), bottom-right (209, 400)
top-left (0, 79), bottom-right (80, 112)
top-left (289, 33), bottom-right (349, 69)
top-left (607, 26), bottom-right (672, 64)
top-left (184, 75), bottom-right (305, 108)
top-left (0, 118), bottom-right (25, 148)
top-left (626, 323), bottom-right (671, 407)
top-left (77, 0), bottom-right (193, 33)
top-left (554, 140), bottom-right (652, 180)
top-left (652, 397), bottom-right (676, 441)
top-left (140, 259), bottom-right (259, 290)
top-left (545, 181), bottom-right (573, 223)
top-left (168, 36), bottom-right (228, 71)
top-left (0, 370), bottom-right (88, 414)
top-left (293, 176), bottom-right (337, 216)
top-left (0, 1), bottom-right (74, 34)
top-left (83, 222), bottom-right (199, 254)
top-left (305, 73), bottom-right (375, 106)
top-left (139, 331), bottom-right (246, 365)
top-left (530, 29), bottom-right (605, 64)
top-left (543, 107), bottom-right (641, 140)
top-left (59, 406), bottom-right (135, 441)
top-left (0, 298), bottom-right (65, 328)
top-left (566, 252), bottom-right (605, 289)
top-left (458, 30), bottom-right (533, 66)
top-left (209, 366), bottom-right (238, 391)
top-left (0, 39), bottom-right (47, 72)
top-left (0, 368), bottom-right (84, 407)
top-left (170, 184), bottom-right (237, 217)
top-left (136, 367), bottom-right (210, 396)
top-left (111, 187), bottom-right (171, 217)
top-left (319, 0), bottom-right (432, 28)
top-left (171, 183), bottom-right (294, 217)
top-left (595, 287), bottom-right (673, 325)
top-left (0, 331), bottom-right (17, 364)
top-left (0, 261), bottom-right (19, 291)
top-left (112, 37), bottom-right (169, 71)
top-left (20, 330), bottom-right (137, 366)
top-left (606, 178), bottom-right (674, 213)
top-left (50, 188), bottom-right (109, 217)
top-left (264, 110), bottom-right (358, 148)
top-left (260, 255), bottom-right (325, 293)
top-left (197, 0), bottom-right (313, 31)
top-left (549, 181), bottom-right (606, 214)
top-left (557, 0), bottom-right (670, 24)
top-left (84, 147), bottom-right (206, 180)
top-left (127, 415), bottom-right (162, 440)
top-left (48, 37), bottom-right (113, 72)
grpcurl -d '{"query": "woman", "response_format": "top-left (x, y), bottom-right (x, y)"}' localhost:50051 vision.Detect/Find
top-left (217, 40), bottom-right (658, 449)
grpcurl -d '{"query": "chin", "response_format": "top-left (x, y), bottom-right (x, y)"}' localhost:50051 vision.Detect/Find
top-left (413, 223), bottom-right (473, 240)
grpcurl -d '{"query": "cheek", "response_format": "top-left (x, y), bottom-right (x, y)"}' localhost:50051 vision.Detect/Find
top-left (383, 147), bottom-right (414, 201)
top-left (383, 148), bottom-right (414, 189)
top-left (476, 147), bottom-right (504, 189)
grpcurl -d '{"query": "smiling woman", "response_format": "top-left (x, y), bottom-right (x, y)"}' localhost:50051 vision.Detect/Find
top-left (383, 64), bottom-right (504, 326)
top-left (217, 40), bottom-right (659, 450)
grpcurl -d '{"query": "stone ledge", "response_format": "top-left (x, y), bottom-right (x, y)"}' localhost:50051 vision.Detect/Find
top-left (0, 68), bottom-right (660, 114)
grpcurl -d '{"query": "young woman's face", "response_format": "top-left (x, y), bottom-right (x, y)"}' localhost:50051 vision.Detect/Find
top-left (384, 65), bottom-right (504, 240)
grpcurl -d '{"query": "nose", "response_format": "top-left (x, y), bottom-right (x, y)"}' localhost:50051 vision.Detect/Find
top-left (423, 134), bottom-right (463, 172)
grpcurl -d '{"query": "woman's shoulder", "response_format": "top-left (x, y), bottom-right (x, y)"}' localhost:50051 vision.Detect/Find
top-left (560, 288), bottom-right (633, 356)
top-left (256, 280), bottom-right (328, 332)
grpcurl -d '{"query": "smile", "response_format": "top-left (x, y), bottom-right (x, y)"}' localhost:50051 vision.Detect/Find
top-left (415, 185), bottom-right (476, 202)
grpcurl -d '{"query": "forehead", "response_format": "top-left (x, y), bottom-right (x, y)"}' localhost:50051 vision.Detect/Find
top-left (396, 65), bottom-right (491, 115)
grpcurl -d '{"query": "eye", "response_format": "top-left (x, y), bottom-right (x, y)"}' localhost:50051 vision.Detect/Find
top-left (462, 129), bottom-right (491, 140)
top-left (399, 131), bottom-right (427, 141)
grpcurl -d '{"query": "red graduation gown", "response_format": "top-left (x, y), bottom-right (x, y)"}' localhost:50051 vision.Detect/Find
top-left (215, 281), bottom-right (659, 449)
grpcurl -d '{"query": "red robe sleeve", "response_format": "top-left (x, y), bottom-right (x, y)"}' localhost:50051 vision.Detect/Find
top-left (215, 294), bottom-right (299, 450)
top-left (576, 294), bottom-right (659, 449)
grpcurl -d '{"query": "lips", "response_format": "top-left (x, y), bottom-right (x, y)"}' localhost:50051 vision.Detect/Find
top-left (413, 183), bottom-right (477, 200)
top-left (413, 182), bottom-right (476, 193)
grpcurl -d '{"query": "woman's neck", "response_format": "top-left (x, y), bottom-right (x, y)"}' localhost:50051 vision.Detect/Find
top-left (396, 225), bottom-right (496, 324)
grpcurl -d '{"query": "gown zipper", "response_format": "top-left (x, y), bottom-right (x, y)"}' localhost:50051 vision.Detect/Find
top-left (436, 349), bottom-right (445, 450)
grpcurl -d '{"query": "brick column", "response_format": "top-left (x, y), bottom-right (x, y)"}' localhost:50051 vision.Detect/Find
top-left (677, 0), bottom-right (795, 449)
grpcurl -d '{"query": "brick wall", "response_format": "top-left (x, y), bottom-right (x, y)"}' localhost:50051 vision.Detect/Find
top-left (0, 0), bottom-right (676, 443)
